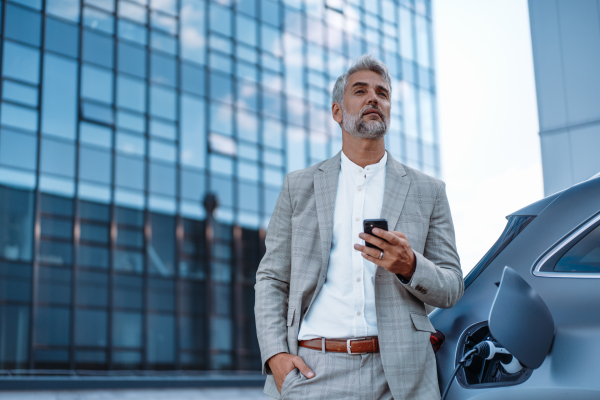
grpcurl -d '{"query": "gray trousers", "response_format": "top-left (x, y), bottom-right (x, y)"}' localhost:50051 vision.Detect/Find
top-left (275, 346), bottom-right (393, 400)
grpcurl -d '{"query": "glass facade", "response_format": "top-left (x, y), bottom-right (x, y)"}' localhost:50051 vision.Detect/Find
top-left (0, 0), bottom-right (439, 372)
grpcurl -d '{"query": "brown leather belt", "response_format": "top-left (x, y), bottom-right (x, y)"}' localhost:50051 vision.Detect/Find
top-left (299, 337), bottom-right (379, 354)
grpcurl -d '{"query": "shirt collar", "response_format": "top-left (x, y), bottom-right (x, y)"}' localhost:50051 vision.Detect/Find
top-left (340, 150), bottom-right (388, 175)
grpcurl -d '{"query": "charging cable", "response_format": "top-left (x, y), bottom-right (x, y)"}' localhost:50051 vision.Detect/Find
top-left (440, 341), bottom-right (515, 400)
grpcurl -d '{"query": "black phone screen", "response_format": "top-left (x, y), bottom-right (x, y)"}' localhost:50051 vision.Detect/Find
top-left (363, 219), bottom-right (389, 251)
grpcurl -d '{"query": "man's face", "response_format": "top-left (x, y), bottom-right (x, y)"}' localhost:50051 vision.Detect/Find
top-left (341, 70), bottom-right (391, 140)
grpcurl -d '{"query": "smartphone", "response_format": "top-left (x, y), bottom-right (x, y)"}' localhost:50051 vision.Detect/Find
top-left (363, 219), bottom-right (389, 251)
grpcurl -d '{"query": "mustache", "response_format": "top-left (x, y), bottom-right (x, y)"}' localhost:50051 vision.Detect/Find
top-left (359, 105), bottom-right (385, 120)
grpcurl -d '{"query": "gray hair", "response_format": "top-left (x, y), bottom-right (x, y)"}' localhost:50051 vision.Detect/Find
top-left (332, 54), bottom-right (392, 105)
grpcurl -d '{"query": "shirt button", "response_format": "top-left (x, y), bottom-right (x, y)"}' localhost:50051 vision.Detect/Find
top-left (356, 277), bottom-right (361, 282)
top-left (357, 311), bottom-right (361, 316)
top-left (358, 187), bottom-right (362, 191)
top-left (355, 217), bottom-right (359, 221)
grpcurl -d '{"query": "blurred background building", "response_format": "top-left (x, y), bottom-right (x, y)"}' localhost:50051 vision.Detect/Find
top-left (529, 0), bottom-right (600, 195)
top-left (0, 0), bottom-right (439, 376)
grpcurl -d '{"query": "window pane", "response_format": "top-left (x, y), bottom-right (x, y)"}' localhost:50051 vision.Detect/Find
top-left (117, 75), bottom-right (146, 112)
top-left (47, 0), bottom-right (80, 21)
top-left (112, 311), bottom-right (142, 346)
top-left (2, 41), bottom-right (40, 84)
top-left (149, 162), bottom-right (176, 196)
top-left (150, 85), bottom-right (176, 120)
top-left (147, 314), bottom-right (175, 363)
top-left (75, 270), bottom-right (108, 306)
top-left (117, 42), bottom-right (146, 78)
top-left (236, 14), bottom-right (256, 46)
top-left (113, 274), bottom-right (143, 308)
top-left (118, 19), bottom-right (147, 45)
top-left (1, 103), bottom-right (38, 132)
top-left (150, 31), bottom-right (176, 54)
top-left (41, 217), bottom-right (72, 239)
top-left (82, 30), bottom-right (113, 68)
top-left (180, 169), bottom-right (205, 202)
top-left (116, 155), bottom-right (145, 190)
top-left (80, 122), bottom-right (112, 148)
top-left (210, 175), bottom-right (233, 207)
top-left (80, 223), bottom-right (109, 243)
top-left (180, 95), bottom-right (206, 168)
top-left (0, 187), bottom-right (34, 262)
top-left (5, 4), bottom-right (41, 46)
top-left (209, 72), bottom-right (233, 104)
top-left (0, 305), bottom-right (30, 367)
top-left (555, 224), bottom-right (600, 273)
top-left (83, 7), bottom-right (114, 34)
top-left (44, 17), bottom-right (79, 57)
top-left (40, 138), bottom-right (75, 177)
top-left (148, 214), bottom-right (175, 275)
top-left (237, 110), bottom-right (258, 142)
top-left (81, 64), bottom-right (114, 104)
top-left (180, 0), bottom-right (205, 65)
top-left (38, 240), bottom-right (73, 266)
top-left (209, 4), bottom-right (231, 36)
top-left (116, 132), bottom-right (145, 156)
top-left (77, 244), bottom-right (109, 268)
top-left (0, 263), bottom-right (32, 303)
top-left (118, 0), bottom-right (147, 24)
top-left (3, 81), bottom-right (38, 107)
top-left (35, 306), bottom-right (70, 345)
top-left (114, 249), bottom-right (143, 273)
top-left (236, 80), bottom-right (258, 111)
top-left (150, 0), bottom-right (176, 14)
top-left (149, 140), bottom-right (176, 162)
top-left (150, 53), bottom-right (176, 86)
top-left (116, 110), bottom-right (145, 133)
top-left (209, 103), bottom-right (232, 135)
top-left (75, 309), bottom-right (107, 346)
top-left (181, 63), bottom-right (204, 97)
top-left (0, 129), bottom-right (37, 170)
top-left (42, 54), bottom-right (78, 140)
top-left (238, 182), bottom-right (258, 212)
top-left (150, 119), bottom-right (176, 140)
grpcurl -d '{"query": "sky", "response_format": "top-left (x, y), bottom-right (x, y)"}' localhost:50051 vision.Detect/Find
top-left (433, 0), bottom-right (543, 275)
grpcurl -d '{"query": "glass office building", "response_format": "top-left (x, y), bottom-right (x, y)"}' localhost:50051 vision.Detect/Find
top-left (0, 0), bottom-right (439, 372)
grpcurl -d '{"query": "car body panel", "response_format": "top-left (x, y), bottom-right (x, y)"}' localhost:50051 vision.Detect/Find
top-left (432, 176), bottom-right (600, 399)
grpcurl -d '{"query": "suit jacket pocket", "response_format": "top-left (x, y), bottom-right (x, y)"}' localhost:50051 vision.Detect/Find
top-left (287, 307), bottom-right (295, 327)
top-left (410, 312), bottom-right (435, 333)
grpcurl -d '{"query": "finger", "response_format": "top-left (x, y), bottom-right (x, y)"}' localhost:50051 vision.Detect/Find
top-left (292, 356), bottom-right (315, 379)
top-left (361, 251), bottom-right (385, 266)
top-left (373, 228), bottom-right (402, 245)
top-left (359, 233), bottom-right (391, 251)
top-left (354, 243), bottom-right (382, 259)
top-left (390, 230), bottom-right (408, 240)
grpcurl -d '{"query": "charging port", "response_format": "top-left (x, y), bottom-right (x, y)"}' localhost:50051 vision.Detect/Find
top-left (455, 321), bottom-right (532, 388)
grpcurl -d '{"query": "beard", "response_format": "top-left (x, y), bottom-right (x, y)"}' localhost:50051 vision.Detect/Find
top-left (342, 105), bottom-right (389, 140)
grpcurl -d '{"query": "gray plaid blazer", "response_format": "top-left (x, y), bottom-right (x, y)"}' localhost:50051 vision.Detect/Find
top-left (255, 151), bottom-right (463, 399)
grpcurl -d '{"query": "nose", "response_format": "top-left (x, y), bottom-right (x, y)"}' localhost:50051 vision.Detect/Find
top-left (366, 89), bottom-right (378, 106)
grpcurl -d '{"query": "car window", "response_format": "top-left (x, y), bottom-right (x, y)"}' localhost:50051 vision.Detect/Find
top-left (554, 224), bottom-right (600, 273)
top-left (464, 216), bottom-right (535, 289)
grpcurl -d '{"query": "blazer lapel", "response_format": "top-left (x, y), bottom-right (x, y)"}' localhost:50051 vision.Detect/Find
top-left (380, 152), bottom-right (411, 230)
top-left (313, 151), bottom-right (341, 298)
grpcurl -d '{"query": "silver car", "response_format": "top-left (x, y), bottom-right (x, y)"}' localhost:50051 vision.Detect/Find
top-left (431, 174), bottom-right (600, 400)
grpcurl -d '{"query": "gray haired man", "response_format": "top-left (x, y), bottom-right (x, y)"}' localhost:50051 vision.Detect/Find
top-left (255, 55), bottom-right (463, 399)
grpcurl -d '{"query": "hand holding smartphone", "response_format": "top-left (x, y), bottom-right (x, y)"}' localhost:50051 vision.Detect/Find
top-left (363, 219), bottom-right (389, 251)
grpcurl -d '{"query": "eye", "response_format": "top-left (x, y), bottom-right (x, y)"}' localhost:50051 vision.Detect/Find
top-left (355, 89), bottom-right (364, 94)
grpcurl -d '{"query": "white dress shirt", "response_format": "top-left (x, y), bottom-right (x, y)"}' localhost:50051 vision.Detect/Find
top-left (298, 151), bottom-right (387, 340)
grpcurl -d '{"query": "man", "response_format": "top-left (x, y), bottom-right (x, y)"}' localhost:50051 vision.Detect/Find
top-left (255, 55), bottom-right (463, 400)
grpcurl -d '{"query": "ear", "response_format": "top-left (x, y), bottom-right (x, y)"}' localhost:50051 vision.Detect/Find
top-left (332, 102), bottom-right (343, 125)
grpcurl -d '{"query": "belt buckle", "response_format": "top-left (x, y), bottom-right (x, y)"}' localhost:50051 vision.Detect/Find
top-left (347, 338), bottom-right (367, 355)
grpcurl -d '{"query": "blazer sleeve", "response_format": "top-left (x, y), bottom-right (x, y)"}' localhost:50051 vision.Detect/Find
top-left (255, 174), bottom-right (293, 375)
top-left (397, 182), bottom-right (464, 308)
